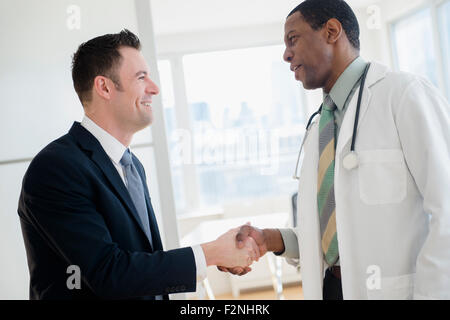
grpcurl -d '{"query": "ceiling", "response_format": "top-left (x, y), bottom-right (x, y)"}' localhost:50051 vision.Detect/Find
top-left (150, 0), bottom-right (381, 35)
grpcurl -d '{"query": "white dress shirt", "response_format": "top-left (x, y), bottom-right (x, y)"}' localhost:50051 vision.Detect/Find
top-left (81, 116), bottom-right (207, 282)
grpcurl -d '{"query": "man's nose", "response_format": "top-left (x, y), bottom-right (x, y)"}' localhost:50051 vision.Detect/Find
top-left (146, 78), bottom-right (160, 95)
top-left (283, 49), bottom-right (293, 63)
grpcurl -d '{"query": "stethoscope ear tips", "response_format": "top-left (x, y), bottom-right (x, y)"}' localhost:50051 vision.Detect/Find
top-left (343, 152), bottom-right (359, 170)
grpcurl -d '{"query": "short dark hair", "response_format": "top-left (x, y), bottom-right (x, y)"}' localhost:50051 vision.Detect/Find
top-left (71, 29), bottom-right (141, 105)
top-left (288, 0), bottom-right (360, 50)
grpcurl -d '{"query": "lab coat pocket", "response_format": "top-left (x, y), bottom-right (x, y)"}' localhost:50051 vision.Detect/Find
top-left (367, 273), bottom-right (415, 300)
top-left (358, 149), bottom-right (407, 205)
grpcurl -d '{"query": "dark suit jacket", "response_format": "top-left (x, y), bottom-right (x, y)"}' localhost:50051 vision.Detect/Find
top-left (17, 122), bottom-right (196, 300)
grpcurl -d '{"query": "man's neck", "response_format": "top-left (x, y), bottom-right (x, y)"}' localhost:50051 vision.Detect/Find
top-left (323, 52), bottom-right (360, 93)
top-left (84, 111), bottom-right (133, 147)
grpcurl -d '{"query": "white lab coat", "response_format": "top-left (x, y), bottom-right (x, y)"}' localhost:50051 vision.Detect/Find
top-left (294, 61), bottom-right (450, 299)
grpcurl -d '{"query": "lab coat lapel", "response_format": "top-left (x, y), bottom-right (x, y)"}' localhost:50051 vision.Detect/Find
top-left (297, 120), bottom-right (325, 299)
top-left (336, 62), bottom-right (388, 155)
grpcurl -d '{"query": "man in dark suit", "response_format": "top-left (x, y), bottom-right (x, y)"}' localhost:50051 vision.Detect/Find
top-left (17, 29), bottom-right (258, 300)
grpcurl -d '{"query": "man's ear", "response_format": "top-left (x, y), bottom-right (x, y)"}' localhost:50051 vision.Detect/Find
top-left (93, 76), bottom-right (112, 100)
top-left (324, 18), bottom-right (343, 44)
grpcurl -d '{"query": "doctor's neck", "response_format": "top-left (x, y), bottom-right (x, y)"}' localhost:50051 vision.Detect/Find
top-left (323, 49), bottom-right (360, 94)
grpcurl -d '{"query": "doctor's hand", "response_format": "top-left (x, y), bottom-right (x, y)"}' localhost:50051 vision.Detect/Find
top-left (217, 223), bottom-right (285, 275)
top-left (201, 228), bottom-right (260, 269)
top-left (236, 224), bottom-right (268, 257)
top-left (217, 223), bottom-right (268, 276)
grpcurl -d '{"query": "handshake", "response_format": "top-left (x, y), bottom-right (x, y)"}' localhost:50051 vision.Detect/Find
top-left (200, 224), bottom-right (281, 276)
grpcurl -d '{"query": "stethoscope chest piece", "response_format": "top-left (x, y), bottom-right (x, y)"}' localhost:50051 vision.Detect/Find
top-left (343, 151), bottom-right (359, 170)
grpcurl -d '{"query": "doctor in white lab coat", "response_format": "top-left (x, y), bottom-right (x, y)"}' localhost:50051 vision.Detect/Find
top-left (222, 0), bottom-right (450, 300)
top-left (294, 60), bottom-right (450, 299)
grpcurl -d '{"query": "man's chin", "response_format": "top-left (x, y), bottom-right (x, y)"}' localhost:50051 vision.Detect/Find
top-left (295, 75), bottom-right (311, 89)
top-left (142, 118), bottom-right (153, 129)
top-left (134, 117), bottom-right (153, 133)
top-left (299, 79), bottom-right (320, 91)
top-left (300, 81), bottom-right (314, 90)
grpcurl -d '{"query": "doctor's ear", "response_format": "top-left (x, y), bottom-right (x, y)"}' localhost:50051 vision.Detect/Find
top-left (324, 18), bottom-right (343, 45)
top-left (93, 76), bottom-right (112, 100)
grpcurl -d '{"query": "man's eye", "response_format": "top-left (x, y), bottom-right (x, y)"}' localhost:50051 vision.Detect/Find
top-left (139, 76), bottom-right (145, 80)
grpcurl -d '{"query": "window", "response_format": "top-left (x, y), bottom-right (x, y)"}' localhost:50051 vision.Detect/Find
top-left (391, 1), bottom-right (450, 98)
top-left (182, 45), bottom-right (305, 208)
top-left (391, 8), bottom-right (438, 86)
top-left (159, 45), bottom-right (307, 213)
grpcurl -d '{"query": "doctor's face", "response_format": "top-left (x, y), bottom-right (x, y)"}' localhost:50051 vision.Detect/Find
top-left (283, 11), bottom-right (334, 90)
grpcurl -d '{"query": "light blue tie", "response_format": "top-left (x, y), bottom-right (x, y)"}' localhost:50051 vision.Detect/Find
top-left (121, 150), bottom-right (163, 300)
top-left (120, 149), bottom-right (153, 248)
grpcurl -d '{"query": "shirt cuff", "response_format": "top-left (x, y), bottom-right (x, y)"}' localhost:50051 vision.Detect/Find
top-left (192, 245), bottom-right (207, 282)
top-left (274, 228), bottom-right (300, 259)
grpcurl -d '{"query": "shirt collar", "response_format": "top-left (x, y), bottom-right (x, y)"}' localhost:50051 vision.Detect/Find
top-left (324, 56), bottom-right (367, 111)
top-left (80, 116), bottom-right (127, 165)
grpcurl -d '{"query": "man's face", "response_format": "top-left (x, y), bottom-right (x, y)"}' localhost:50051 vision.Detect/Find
top-left (283, 11), bottom-right (334, 90)
top-left (110, 46), bottom-right (159, 132)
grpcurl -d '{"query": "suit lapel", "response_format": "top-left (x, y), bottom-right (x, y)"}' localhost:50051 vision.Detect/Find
top-left (144, 190), bottom-right (163, 251)
top-left (69, 122), bottom-right (154, 249)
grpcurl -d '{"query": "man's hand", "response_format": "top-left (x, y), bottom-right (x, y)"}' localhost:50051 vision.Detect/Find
top-left (201, 228), bottom-right (260, 268)
top-left (217, 223), bottom-right (285, 276)
top-left (236, 224), bottom-right (268, 256)
top-left (217, 223), bottom-right (268, 276)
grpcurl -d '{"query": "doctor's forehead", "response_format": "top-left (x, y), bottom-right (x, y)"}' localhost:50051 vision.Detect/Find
top-left (284, 12), bottom-right (305, 36)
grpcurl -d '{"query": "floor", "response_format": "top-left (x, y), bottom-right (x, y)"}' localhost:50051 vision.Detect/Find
top-left (215, 283), bottom-right (304, 300)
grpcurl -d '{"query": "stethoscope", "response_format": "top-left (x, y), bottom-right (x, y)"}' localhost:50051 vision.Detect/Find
top-left (293, 63), bottom-right (371, 180)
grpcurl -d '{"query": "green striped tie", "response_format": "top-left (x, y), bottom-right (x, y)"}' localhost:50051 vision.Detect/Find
top-left (318, 95), bottom-right (338, 266)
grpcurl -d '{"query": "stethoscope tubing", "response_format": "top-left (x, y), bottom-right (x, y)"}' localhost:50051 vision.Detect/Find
top-left (350, 63), bottom-right (371, 152)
